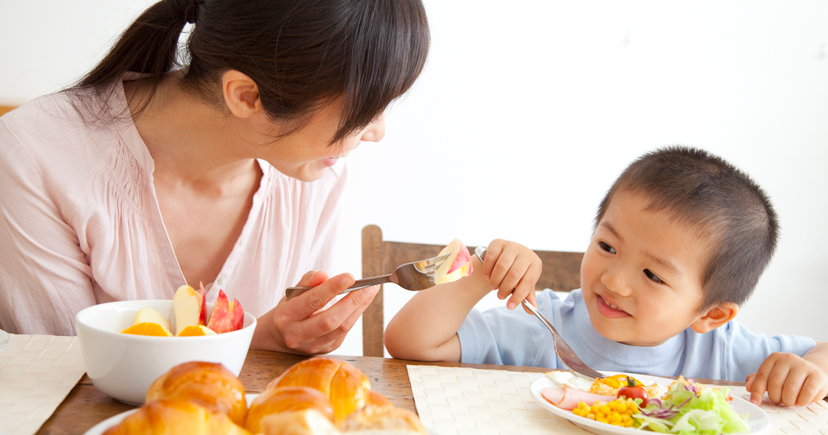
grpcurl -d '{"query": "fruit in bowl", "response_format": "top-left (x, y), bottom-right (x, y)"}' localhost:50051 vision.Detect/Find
top-left (75, 298), bottom-right (256, 406)
top-left (121, 286), bottom-right (245, 337)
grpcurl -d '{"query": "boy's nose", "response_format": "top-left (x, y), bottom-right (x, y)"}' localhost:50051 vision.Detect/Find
top-left (601, 267), bottom-right (633, 297)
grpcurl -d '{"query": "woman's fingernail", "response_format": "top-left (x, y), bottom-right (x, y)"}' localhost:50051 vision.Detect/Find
top-left (507, 302), bottom-right (516, 310)
top-left (484, 275), bottom-right (490, 280)
top-left (341, 276), bottom-right (352, 286)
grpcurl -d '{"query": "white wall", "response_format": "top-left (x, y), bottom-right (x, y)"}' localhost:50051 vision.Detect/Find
top-left (2, 1), bottom-right (827, 359)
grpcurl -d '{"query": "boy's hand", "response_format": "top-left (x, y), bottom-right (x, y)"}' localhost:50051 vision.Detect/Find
top-left (745, 352), bottom-right (828, 406)
top-left (480, 239), bottom-right (542, 311)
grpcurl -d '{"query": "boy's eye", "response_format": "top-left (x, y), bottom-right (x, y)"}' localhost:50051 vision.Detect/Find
top-left (598, 241), bottom-right (616, 254)
top-left (644, 269), bottom-right (665, 284)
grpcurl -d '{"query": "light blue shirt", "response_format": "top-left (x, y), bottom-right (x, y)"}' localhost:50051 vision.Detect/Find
top-left (457, 290), bottom-right (815, 382)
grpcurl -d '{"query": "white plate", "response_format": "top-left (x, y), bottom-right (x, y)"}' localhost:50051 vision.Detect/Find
top-left (0, 330), bottom-right (9, 353)
top-left (83, 393), bottom-right (443, 435)
top-left (529, 372), bottom-right (772, 435)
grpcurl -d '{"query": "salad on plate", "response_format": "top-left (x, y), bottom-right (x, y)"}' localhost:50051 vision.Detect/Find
top-left (540, 371), bottom-right (753, 435)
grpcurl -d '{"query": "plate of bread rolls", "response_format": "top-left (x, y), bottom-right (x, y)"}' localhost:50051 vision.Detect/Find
top-left (86, 356), bottom-right (438, 435)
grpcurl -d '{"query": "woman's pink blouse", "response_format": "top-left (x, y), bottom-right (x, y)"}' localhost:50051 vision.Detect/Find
top-left (0, 84), bottom-right (346, 335)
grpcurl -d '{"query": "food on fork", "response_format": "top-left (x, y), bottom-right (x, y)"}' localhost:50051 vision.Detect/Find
top-left (433, 239), bottom-right (473, 285)
top-left (542, 373), bottom-right (750, 435)
top-left (101, 399), bottom-right (251, 435)
top-left (146, 361), bottom-right (248, 426)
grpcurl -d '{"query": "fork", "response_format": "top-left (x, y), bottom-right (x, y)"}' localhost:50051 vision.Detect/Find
top-left (473, 247), bottom-right (605, 380)
top-left (285, 253), bottom-right (451, 300)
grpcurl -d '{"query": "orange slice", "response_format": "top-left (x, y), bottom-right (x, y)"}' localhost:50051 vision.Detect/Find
top-left (121, 322), bottom-right (173, 337)
top-left (177, 325), bottom-right (217, 337)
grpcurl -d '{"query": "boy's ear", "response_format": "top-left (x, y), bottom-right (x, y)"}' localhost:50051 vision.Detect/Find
top-left (222, 70), bottom-right (263, 118)
top-left (690, 302), bottom-right (739, 334)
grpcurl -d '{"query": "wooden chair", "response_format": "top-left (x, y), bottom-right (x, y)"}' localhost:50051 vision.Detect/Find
top-left (361, 224), bottom-right (585, 357)
top-left (0, 105), bottom-right (16, 117)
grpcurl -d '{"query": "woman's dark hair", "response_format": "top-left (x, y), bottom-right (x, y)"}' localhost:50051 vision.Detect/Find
top-left (72, 0), bottom-right (430, 143)
top-left (594, 146), bottom-right (779, 311)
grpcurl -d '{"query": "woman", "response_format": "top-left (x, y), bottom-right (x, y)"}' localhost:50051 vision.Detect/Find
top-left (0, 0), bottom-right (430, 355)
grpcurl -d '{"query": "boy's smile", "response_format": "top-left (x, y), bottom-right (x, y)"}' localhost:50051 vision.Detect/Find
top-left (580, 191), bottom-right (727, 347)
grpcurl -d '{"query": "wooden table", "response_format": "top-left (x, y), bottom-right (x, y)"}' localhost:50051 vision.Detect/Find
top-left (37, 350), bottom-right (751, 435)
top-left (35, 350), bottom-right (557, 434)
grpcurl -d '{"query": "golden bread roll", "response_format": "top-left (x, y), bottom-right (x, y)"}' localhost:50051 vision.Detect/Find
top-left (245, 386), bottom-right (335, 434)
top-left (268, 356), bottom-right (370, 421)
top-left (146, 361), bottom-right (247, 426)
top-left (102, 399), bottom-right (250, 435)
top-left (364, 389), bottom-right (392, 408)
top-left (339, 405), bottom-right (427, 434)
top-left (258, 409), bottom-right (341, 435)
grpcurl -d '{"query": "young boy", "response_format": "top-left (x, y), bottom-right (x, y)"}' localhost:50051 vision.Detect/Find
top-left (384, 146), bottom-right (828, 407)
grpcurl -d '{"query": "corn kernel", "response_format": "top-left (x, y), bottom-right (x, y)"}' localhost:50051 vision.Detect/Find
top-left (616, 402), bottom-right (627, 413)
top-left (586, 413), bottom-right (596, 420)
top-left (599, 405), bottom-right (611, 414)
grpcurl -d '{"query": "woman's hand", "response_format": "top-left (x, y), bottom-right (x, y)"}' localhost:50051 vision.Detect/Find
top-left (252, 270), bottom-right (380, 355)
top-left (480, 239), bottom-right (542, 312)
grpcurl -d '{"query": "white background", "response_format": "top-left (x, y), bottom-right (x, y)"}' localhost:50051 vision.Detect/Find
top-left (2, 1), bottom-right (826, 358)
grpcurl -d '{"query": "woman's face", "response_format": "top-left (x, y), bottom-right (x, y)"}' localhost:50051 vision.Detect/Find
top-left (251, 101), bottom-right (386, 182)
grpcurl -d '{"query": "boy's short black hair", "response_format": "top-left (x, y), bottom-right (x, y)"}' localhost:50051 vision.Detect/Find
top-left (595, 146), bottom-right (779, 311)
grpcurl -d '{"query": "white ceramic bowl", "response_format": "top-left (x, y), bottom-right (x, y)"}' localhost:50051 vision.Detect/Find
top-left (75, 299), bottom-right (256, 406)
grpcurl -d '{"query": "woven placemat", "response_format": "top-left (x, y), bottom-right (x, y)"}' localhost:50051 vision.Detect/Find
top-left (0, 334), bottom-right (86, 435)
top-left (407, 365), bottom-right (828, 435)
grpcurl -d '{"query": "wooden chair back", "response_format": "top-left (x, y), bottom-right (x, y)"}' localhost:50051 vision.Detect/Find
top-left (0, 105), bottom-right (16, 117)
top-left (361, 224), bottom-right (585, 357)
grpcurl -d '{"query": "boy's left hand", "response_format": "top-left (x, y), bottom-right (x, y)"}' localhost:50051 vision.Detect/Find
top-left (745, 352), bottom-right (828, 406)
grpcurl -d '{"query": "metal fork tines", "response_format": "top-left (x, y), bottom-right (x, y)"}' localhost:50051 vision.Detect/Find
top-left (285, 253), bottom-right (450, 300)
top-left (521, 300), bottom-right (605, 380)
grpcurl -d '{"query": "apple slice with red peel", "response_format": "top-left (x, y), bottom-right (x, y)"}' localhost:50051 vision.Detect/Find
top-left (433, 239), bottom-right (474, 285)
top-left (206, 289), bottom-right (245, 334)
top-left (173, 285), bottom-right (205, 336)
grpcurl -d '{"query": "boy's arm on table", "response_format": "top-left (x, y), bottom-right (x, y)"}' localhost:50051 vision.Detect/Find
top-left (384, 239), bottom-right (542, 362)
top-left (746, 341), bottom-right (828, 406)
top-left (384, 254), bottom-right (490, 362)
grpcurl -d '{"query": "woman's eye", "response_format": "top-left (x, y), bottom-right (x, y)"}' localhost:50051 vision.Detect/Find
top-left (598, 241), bottom-right (616, 254)
top-left (644, 269), bottom-right (664, 284)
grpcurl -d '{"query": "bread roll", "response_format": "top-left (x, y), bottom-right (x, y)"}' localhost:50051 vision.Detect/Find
top-left (102, 399), bottom-right (250, 435)
top-left (146, 361), bottom-right (247, 426)
top-left (268, 356), bottom-right (370, 421)
top-left (258, 409), bottom-right (341, 435)
top-left (245, 386), bottom-right (335, 434)
top-left (339, 405), bottom-right (427, 434)
top-left (364, 389), bottom-right (391, 408)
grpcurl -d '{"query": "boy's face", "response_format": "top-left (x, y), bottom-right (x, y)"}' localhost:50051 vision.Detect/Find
top-left (580, 191), bottom-right (715, 346)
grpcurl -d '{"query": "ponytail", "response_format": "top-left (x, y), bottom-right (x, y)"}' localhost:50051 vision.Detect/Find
top-left (72, 0), bottom-right (199, 118)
